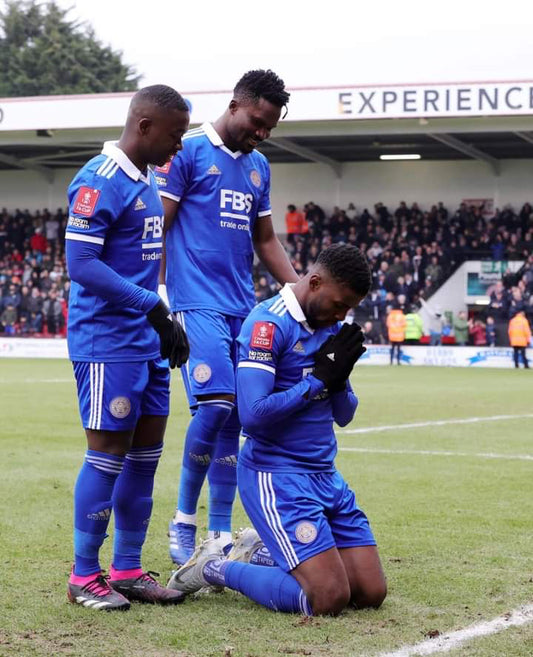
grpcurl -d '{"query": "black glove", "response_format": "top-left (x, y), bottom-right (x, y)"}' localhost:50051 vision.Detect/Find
top-left (147, 300), bottom-right (190, 368)
top-left (313, 323), bottom-right (366, 391)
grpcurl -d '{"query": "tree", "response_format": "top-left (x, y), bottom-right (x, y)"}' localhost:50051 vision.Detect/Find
top-left (0, 1), bottom-right (140, 97)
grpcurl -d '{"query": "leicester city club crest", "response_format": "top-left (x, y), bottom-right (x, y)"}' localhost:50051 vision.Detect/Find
top-left (250, 170), bottom-right (261, 188)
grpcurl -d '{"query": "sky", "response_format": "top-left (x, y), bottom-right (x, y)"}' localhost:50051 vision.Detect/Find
top-left (54, 0), bottom-right (533, 92)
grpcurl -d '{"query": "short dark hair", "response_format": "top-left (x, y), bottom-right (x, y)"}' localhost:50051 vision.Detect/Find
top-left (133, 84), bottom-right (189, 113)
top-left (234, 69), bottom-right (290, 109)
top-left (317, 244), bottom-right (372, 297)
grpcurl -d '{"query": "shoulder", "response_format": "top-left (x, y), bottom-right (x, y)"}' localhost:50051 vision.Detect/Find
top-left (180, 126), bottom-right (210, 154)
top-left (70, 154), bottom-right (123, 191)
top-left (241, 296), bottom-right (293, 343)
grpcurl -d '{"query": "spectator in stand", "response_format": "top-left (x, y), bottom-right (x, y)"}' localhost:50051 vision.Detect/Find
top-left (508, 310), bottom-right (531, 368)
top-left (469, 318), bottom-right (487, 346)
top-left (425, 255), bottom-right (443, 287)
top-left (2, 283), bottom-right (20, 311)
top-left (486, 316), bottom-right (496, 347)
top-left (403, 272), bottom-right (418, 302)
top-left (489, 281), bottom-right (510, 345)
top-left (452, 311), bottom-right (469, 346)
top-left (420, 298), bottom-right (444, 346)
top-left (345, 202), bottom-right (357, 221)
top-left (29, 311), bottom-right (43, 334)
top-left (363, 320), bottom-right (382, 344)
top-left (255, 275), bottom-right (273, 302)
top-left (42, 290), bottom-right (64, 335)
top-left (29, 227), bottom-right (48, 254)
top-left (18, 285), bottom-right (32, 320)
top-left (386, 303), bottom-right (406, 365)
top-left (508, 287), bottom-right (526, 319)
top-left (285, 205), bottom-right (308, 244)
top-left (404, 305), bottom-right (424, 345)
top-left (1, 303), bottom-right (17, 334)
top-left (305, 201), bottom-right (325, 228)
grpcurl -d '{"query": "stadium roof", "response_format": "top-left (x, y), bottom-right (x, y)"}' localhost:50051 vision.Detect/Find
top-left (2, 80), bottom-right (533, 180)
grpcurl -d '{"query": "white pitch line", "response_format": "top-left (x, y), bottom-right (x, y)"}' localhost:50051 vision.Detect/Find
top-left (338, 446), bottom-right (533, 461)
top-left (374, 603), bottom-right (533, 657)
top-left (337, 414), bottom-right (533, 435)
top-left (0, 378), bottom-right (73, 384)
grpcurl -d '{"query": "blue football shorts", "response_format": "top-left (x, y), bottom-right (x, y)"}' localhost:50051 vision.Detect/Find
top-left (175, 309), bottom-right (244, 408)
top-left (238, 462), bottom-right (376, 572)
top-left (72, 358), bottom-right (170, 431)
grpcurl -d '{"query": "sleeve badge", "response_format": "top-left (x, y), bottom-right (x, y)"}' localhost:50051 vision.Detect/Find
top-left (251, 321), bottom-right (275, 350)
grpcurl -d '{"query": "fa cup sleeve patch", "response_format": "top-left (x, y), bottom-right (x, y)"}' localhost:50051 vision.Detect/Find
top-left (155, 157), bottom-right (173, 173)
top-left (73, 187), bottom-right (101, 216)
top-left (251, 321), bottom-right (275, 350)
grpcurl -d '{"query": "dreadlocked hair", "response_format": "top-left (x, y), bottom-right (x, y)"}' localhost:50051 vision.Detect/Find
top-left (133, 85), bottom-right (190, 113)
top-left (316, 244), bottom-right (372, 297)
top-left (234, 69), bottom-right (290, 108)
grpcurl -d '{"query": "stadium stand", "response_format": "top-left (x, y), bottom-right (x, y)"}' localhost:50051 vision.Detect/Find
top-left (1, 201), bottom-right (532, 345)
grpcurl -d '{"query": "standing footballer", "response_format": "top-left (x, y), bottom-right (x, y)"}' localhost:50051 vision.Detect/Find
top-left (157, 70), bottom-right (299, 564)
top-left (65, 85), bottom-right (190, 610)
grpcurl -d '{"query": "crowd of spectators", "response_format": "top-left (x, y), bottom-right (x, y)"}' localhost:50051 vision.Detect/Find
top-left (0, 207), bottom-right (69, 336)
top-left (256, 199), bottom-right (533, 346)
top-left (1, 200), bottom-right (532, 347)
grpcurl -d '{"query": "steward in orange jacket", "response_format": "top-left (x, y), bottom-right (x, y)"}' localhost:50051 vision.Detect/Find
top-left (508, 311), bottom-right (531, 346)
top-left (387, 308), bottom-right (407, 342)
top-left (386, 307), bottom-right (407, 365)
top-left (508, 311), bottom-right (531, 369)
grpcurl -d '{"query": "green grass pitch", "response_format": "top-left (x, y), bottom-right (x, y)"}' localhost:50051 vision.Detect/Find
top-left (0, 360), bottom-right (532, 657)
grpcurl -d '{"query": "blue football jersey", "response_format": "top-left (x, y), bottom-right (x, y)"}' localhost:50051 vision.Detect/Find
top-left (237, 284), bottom-right (351, 473)
top-left (66, 141), bottom-right (164, 362)
top-left (156, 123), bottom-right (272, 317)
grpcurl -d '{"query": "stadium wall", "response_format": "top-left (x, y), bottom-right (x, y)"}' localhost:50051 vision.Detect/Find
top-left (1, 338), bottom-right (530, 368)
top-left (1, 158), bottom-right (533, 231)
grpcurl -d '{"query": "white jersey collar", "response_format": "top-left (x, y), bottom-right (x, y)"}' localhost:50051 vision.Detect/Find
top-left (202, 122), bottom-right (243, 160)
top-left (101, 141), bottom-right (151, 184)
top-left (279, 284), bottom-right (315, 334)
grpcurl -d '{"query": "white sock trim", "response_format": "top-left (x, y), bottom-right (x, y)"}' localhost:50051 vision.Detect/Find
top-left (174, 510), bottom-right (197, 525)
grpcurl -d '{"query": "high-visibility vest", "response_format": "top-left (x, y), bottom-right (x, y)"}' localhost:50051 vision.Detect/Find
top-left (387, 309), bottom-right (407, 342)
top-left (405, 313), bottom-right (423, 340)
top-left (508, 314), bottom-right (532, 347)
top-left (285, 211), bottom-right (308, 234)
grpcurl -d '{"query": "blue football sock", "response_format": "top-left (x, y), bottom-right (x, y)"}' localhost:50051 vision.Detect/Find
top-left (112, 442), bottom-right (163, 571)
top-left (207, 407), bottom-right (240, 533)
top-left (73, 450), bottom-right (124, 576)
top-left (203, 560), bottom-right (312, 615)
top-left (177, 401), bottom-right (233, 516)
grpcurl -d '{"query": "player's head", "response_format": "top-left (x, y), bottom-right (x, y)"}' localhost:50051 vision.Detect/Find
top-left (125, 85), bottom-right (190, 167)
top-left (302, 244), bottom-right (371, 329)
top-left (224, 69), bottom-right (290, 153)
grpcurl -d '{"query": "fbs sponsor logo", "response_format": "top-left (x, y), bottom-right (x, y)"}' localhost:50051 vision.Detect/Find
top-left (134, 197), bottom-right (147, 211)
top-left (207, 164), bottom-right (221, 175)
top-left (87, 508), bottom-right (111, 521)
